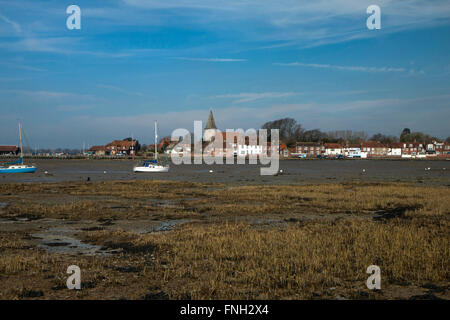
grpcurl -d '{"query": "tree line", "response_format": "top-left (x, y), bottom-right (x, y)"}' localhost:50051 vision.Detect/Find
top-left (261, 118), bottom-right (449, 147)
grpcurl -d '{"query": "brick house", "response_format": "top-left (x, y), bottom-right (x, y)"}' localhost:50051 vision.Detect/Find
top-left (105, 139), bottom-right (137, 156)
top-left (88, 145), bottom-right (107, 156)
top-left (401, 142), bottom-right (426, 158)
top-left (437, 142), bottom-right (450, 157)
top-left (361, 141), bottom-right (387, 158)
top-left (296, 142), bottom-right (324, 157)
top-left (0, 145), bottom-right (19, 155)
top-left (279, 144), bottom-right (289, 157)
top-left (425, 141), bottom-right (450, 158)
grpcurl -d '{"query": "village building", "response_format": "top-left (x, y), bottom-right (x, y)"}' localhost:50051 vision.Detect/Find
top-left (221, 132), bottom-right (265, 157)
top-left (88, 145), bottom-right (107, 156)
top-left (170, 139), bottom-right (191, 157)
top-left (343, 144), bottom-right (362, 158)
top-left (324, 143), bottom-right (343, 157)
top-left (105, 139), bottom-right (138, 156)
top-left (436, 142), bottom-right (450, 157)
top-left (0, 145), bottom-right (19, 155)
top-left (361, 141), bottom-right (387, 158)
top-left (279, 144), bottom-right (289, 157)
top-left (202, 111), bottom-right (269, 157)
top-left (387, 142), bottom-right (402, 157)
top-left (296, 142), bottom-right (324, 158)
top-left (424, 141), bottom-right (450, 158)
top-left (401, 142), bottom-right (426, 158)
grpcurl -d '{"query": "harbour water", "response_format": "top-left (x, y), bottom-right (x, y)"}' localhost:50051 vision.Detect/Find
top-left (0, 159), bottom-right (448, 186)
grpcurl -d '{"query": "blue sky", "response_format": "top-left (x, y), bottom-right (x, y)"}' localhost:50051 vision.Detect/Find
top-left (0, 0), bottom-right (449, 148)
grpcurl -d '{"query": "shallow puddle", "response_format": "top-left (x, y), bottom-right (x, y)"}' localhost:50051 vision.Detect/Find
top-left (0, 202), bottom-right (9, 209)
top-left (135, 219), bottom-right (189, 234)
top-left (32, 228), bottom-right (111, 256)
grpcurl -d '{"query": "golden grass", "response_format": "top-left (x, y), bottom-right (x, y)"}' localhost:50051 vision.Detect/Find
top-left (1, 181), bottom-right (449, 220)
top-left (78, 217), bottom-right (449, 299)
top-left (0, 180), bottom-right (448, 299)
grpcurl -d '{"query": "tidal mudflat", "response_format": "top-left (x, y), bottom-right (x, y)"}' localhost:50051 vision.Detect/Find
top-left (0, 178), bottom-right (448, 300)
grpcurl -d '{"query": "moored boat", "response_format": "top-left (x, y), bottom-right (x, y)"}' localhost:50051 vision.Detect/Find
top-left (133, 121), bottom-right (169, 173)
top-left (0, 121), bottom-right (36, 174)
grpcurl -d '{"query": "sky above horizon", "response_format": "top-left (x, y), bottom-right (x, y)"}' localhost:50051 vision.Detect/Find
top-left (0, 0), bottom-right (449, 148)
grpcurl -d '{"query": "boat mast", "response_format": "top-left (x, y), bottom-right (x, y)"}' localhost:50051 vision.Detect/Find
top-left (131, 133), bottom-right (134, 159)
top-left (155, 120), bottom-right (158, 161)
top-left (18, 120), bottom-right (23, 160)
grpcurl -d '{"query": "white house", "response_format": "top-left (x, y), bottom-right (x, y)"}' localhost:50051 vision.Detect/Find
top-left (388, 143), bottom-right (402, 157)
top-left (324, 143), bottom-right (343, 156)
top-left (237, 143), bottom-right (263, 156)
top-left (343, 145), bottom-right (361, 158)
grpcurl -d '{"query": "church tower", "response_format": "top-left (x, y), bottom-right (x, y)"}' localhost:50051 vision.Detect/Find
top-left (204, 109), bottom-right (218, 142)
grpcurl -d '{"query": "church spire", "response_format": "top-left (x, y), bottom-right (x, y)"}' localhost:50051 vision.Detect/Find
top-left (205, 109), bottom-right (217, 130)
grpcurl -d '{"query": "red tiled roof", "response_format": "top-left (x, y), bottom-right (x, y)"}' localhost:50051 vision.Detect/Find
top-left (0, 145), bottom-right (18, 152)
top-left (324, 143), bottom-right (342, 148)
top-left (361, 141), bottom-right (385, 148)
top-left (89, 145), bottom-right (106, 151)
top-left (402, 142), bottom-right (424, 148)
top-left (218, 132), bottom-right (262, 145)
top-left (296, 142), bottom-right (322, 147)
top-left (106, 140), bottom-right (137, 149)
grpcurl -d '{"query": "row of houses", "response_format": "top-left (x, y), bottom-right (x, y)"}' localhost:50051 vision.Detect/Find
top-left (281, 141), bottom-right (450, 158)
top-left (167, 111), bottom-right (450, 159)
top-left (89, 139), bottom-right (137, 156)
top-left (84, 111), bottom-right (449, 159)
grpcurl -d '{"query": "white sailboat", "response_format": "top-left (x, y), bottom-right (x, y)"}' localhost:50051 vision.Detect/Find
top-left (133, 121), bottom-right (169, 173)
top-left (0, 121), bottom-right (37, 174)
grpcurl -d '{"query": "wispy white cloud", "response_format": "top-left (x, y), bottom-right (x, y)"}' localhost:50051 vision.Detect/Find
top-left (53, 93), bottom-right (449, 146)
top-left (0, 61), bottom-right (46, 72)
top-left (173, 57), bottom-right (247, 62)
top-left (121, 0), bottom-right (450, 47)
top-left (0, 89), bottom-right (97, 101)
top-left (1, 1), bottom-right (449, 55)
top-left (98, 84), bottom-right (143, 96)
top-left (0, 12), bottom-right (21, 32)
top-left (0, 36), bottom-right (134, 58)
top-left (274, 62), bottom-right (409, 73)
top-left (215, 92), bottom-right (299, 103)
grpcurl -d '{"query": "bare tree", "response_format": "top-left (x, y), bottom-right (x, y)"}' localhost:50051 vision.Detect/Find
top-left (261, 118), bottom-right (304, 146)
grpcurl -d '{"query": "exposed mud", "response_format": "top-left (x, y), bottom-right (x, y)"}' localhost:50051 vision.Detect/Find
top-left (0, 217), bottom-right (191, 256)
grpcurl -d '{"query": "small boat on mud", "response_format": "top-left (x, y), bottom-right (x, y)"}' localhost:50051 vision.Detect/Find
top-left (0, 121), bottom-right (36, 174)
top-left (134, 121), bottom-right (169, 173)
top-left (133, 159), bottom-right (169, 173)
